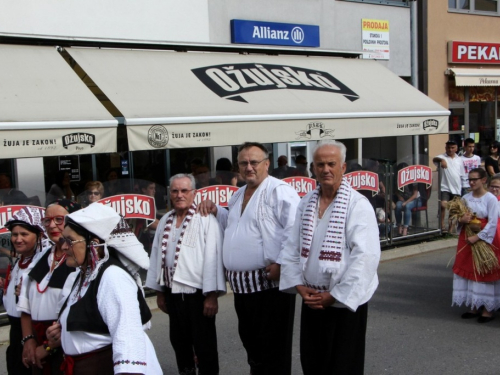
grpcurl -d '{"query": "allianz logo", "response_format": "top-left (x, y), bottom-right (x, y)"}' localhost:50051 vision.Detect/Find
top-left (192, 63), bottom-right (359, 103)
top-left (252, 26), bottom-right (305, 44)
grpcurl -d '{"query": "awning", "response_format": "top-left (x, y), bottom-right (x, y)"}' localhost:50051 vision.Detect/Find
top-left (447, 68), bottom-right (500, 87)
top-left (0, 45), bottom-right (118, 158)
top-left (66, 47), bottom-right (449, 151)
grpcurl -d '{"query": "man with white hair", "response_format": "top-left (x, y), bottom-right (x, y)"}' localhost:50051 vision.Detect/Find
top-left (146, 173), bottom-right (225, 375)
top-left (280, 140), bottom-right (380, 375)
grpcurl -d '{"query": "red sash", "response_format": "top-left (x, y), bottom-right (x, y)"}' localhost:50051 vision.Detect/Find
top-left (453, 217), bottom-right (500, 282)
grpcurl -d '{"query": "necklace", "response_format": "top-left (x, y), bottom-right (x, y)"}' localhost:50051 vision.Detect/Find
top-left (18, 255), bottom-right (34, 269)
top-left (37, 249), bottom-right (67, 294)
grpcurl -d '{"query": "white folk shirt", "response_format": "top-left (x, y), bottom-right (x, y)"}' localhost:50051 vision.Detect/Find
top-left (17, 245), bottom-right (71, 321)
top-left (216, 176), bottom-right (300, 272)
top-left (59, 266), bottom-right (162, 374)
top-left (3, 260), bottom-right (30, 317)
top-left (434, 153), bottom-right (467, 195)
top-left (146, 212), bottom-right (226, 295)
top-left (280, 189), bottom-right (380, 312)
top-left (461, 154), bottom-right (481, 188)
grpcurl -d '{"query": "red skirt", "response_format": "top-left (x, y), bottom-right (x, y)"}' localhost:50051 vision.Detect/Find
top-left (453, 217), bottom-right (500, 282)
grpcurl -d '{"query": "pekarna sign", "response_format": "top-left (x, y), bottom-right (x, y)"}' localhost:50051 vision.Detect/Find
top-left (231, 19), bottom-right (320, 47)
top-left (448, 41), bottom-right (500, 64)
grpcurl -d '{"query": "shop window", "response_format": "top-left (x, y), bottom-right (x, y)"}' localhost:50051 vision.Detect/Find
top-left (449, 108), bottom-right (465, 133)
top-left (469, 87), bottom-right (496, 157)
top-left (449, 79), bottom-right (465, 103)
top-left (449, 0), bottom-right (498, 13)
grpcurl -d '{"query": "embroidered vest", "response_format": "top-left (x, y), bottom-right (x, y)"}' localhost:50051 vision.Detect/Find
top-left (29, 248), bottom-right (75, 289)
top-left (61, 256), bottom-right (152, 334)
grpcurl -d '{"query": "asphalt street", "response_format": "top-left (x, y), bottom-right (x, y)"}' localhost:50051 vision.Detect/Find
top-left (1, 246), bottom-right (500, 374)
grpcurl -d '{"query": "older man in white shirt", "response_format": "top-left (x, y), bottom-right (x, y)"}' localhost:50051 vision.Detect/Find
top-left (146, 173), bottom-right (226, 375)
top-left (199, 142), bottom-right (300, 375)
top-left (280, 140), bottom-right (380, 375)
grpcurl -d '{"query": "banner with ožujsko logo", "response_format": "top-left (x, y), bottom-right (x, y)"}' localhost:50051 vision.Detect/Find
top-left (282, 177), bottom-right (317, 197)
top-left (98, 194), bottom-right (156, 226)
top-left (194, 185), bottom-right (239, 207)
top-left (344, 171), bottom-right (379, 196)
top-left (397, 165), bottom-right (432, 191)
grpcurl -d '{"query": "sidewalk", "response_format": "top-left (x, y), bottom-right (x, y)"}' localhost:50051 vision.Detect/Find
top-left (0, 236), bottom-right (458, 345)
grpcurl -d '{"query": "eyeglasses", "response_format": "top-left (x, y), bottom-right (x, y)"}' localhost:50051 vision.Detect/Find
top-left (468, 178), bottom-right (482, 182)
top-left (238, 158), bottom-right (268, 168)
top-left (57, 237), bottom-right (85, 247)
top-left (58, 237), bottom-right (85, 248)
top-left (490, 185), bottom-right (500, 189)
top-left (170, 188), bottom-right (195, 196)
top-left (87, 191), bottom-right (100, 196)
top-left (42, 216), bottom-right (65, 227)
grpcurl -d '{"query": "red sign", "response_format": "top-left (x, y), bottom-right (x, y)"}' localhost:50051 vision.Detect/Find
top-left (0, 205), bottom-right (45, 234)
top-left (282, 177), bottom-right (317, 197)
top-left (195, 185), bottom-right (239, 207)
top-left (448, 41), bottom-right (500, 64)
top-left (397, 165), bottom-right (432, 191)
top-left (344, 171), bottom-right (379, 195)
top-left (98, 194), bottom-right (156, 225)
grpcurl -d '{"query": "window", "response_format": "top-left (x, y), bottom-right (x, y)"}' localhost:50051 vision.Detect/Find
top-left (449, 0), bottom-right (498, 13)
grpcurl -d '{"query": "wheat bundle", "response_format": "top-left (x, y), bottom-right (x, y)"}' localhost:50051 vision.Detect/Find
top-left (447, 197), bottom-right (500, 277)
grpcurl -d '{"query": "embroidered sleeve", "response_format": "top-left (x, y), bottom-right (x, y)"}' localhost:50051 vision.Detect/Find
top-left (478, 194), bottom-right (499, 244)
top-left (145, 215), bottom-right (166, 292)
top-left (98, 266), bottom-right (148, 373)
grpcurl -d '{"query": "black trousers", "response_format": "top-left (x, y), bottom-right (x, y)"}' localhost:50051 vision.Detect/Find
top-left (164, 288), bottom-right (219, 375)
top-left (300, 302), bottom-right (368, 375)
top-left (7, 316), bottom-right (31, 375)
top-left (234, 288), bottom-right (295, 375)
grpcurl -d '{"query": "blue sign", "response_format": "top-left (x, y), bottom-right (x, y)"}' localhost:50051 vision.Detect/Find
top-left (231, 19), bottom-right (320, 48)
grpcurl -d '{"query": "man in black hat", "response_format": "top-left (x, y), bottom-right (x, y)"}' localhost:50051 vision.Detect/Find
top-left (433, 140), bottom-right (467, 232)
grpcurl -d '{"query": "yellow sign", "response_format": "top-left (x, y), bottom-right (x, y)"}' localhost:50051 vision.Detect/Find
top-left (362, 19), bottom-right (389, 32)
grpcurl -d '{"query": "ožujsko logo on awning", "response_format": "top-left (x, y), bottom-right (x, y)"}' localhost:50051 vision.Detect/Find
top-left (192, 63), bottom-right (359, 103)
top-left (62, 133), bottom-right (96, 149)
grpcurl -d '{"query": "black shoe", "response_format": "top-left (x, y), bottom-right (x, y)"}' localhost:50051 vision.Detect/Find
top-left (461, 311), bottom-right (480, 319)
top-left (478, 315), bottom-right (495, 323)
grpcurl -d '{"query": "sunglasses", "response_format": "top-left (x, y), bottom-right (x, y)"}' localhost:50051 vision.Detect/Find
top-left (42, 216), bottom-right (65, 227)
top-left (87, 191), bottom-right (100, 196)
top-left (58, 237), bottom-right (85, 248)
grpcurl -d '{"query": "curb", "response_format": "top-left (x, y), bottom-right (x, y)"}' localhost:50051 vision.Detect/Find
top-left (0, 238), bottom-right (458, 346)
top-left (381, 237), bottom-right (458, 262)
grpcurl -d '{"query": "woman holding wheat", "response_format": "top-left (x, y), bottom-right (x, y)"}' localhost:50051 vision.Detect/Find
top-left (451, 168), bottom-right (500, 323)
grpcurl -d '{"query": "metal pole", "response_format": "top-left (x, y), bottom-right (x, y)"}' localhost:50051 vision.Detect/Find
top-left (410, 0), bottom-right (420, 165)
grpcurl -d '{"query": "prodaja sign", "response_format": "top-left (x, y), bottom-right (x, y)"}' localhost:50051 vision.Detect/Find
top-left (448, 41), bottom-right (500, 64)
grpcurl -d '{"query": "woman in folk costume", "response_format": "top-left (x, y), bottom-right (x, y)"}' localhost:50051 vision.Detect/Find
top-left (452, 168), bottom-right (500, 323)
top-left (2, 206), bottom-right (49, 375)
top-left (18, 199), bottom-right (81, 374)
top-left (46, 202), bottom-right (162, 375)
top-left (488, 173), bottom-right (500, 215)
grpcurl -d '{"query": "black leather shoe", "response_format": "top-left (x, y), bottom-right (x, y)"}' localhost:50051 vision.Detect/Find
top-left (478, 316), bottom-right (495, 323)
top-left (461, 311), bottom-right (479, 319)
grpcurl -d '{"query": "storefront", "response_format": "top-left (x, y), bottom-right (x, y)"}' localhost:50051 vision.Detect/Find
top-left (446, 41), bottom-right (500, 157)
